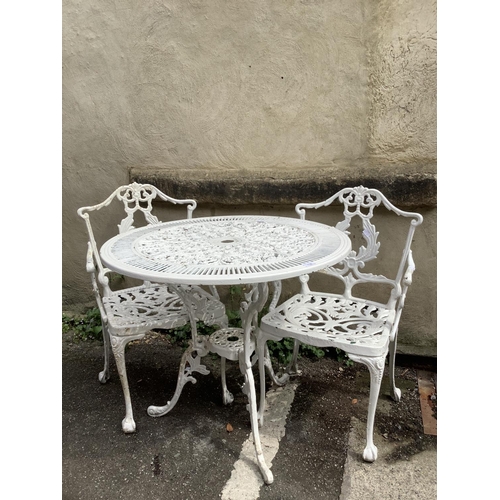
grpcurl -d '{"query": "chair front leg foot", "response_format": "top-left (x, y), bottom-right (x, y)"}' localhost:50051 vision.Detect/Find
top-left (110, 334), bottom-right (141, 433)
top-left (121, 416), bottom-right (136, 434)
top-left (222, 388), bottom-right (234, 405)
top-left (263, 344), bottom-right (291, 386)
top-left (362, 443), bottom-right (378, 462)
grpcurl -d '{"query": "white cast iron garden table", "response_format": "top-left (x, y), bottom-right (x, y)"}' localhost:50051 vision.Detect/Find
top-left (100, 215), bottom-right (351, 484)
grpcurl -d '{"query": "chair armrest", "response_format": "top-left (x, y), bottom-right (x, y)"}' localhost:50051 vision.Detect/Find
top-left (403, 250), bottom-right (416, 286)
top-left (85, 242), bottom-right (96, 273)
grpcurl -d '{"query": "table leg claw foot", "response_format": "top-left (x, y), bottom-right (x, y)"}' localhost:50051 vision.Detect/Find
top-left (147, 402), bottom-right (175, 417)
top-left (257, 456), bottom-right (274, 485)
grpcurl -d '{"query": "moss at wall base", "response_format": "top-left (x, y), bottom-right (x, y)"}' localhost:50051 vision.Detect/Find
top-left (130, 160), bottom-right (436, 208)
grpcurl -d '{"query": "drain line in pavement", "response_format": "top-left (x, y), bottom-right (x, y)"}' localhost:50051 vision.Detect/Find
top-left (220, 382), bottom-right (298, 500)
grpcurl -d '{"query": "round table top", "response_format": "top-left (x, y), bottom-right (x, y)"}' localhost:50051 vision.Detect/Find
top-left (100, 215), bottom-right (351, 285)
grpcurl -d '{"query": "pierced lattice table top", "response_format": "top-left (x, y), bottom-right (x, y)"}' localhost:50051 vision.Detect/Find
top-left (100, 215), bottom-right (351, 285)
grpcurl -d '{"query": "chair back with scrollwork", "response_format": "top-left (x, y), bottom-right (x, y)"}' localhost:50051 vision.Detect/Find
top-left (295, 186), bottom-right (423, 340)
top-left (77, 183), bottom-right (198, 305)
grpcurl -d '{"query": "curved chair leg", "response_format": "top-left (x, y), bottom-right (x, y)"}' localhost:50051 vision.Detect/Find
top-left (255, 332), bottom-right (291, 426)
top-left (264, 343), bottom-right (290, 386)
top-left (110, 334), bottom-right (143, 433)
top-left (388, 339), bottom-right (401, 402)
top-left (98, 322), bottom-right (111, 384)
top-left (287, 339), bottom-right (301, 376)
top-left (220, 357), bottom-right (234, 405)
top-left (256, 332), bottom-right (267, 426)
top-left (348, 353), bottom-right (386, 462)
top-left (148, 340), bottom-right (210, 418)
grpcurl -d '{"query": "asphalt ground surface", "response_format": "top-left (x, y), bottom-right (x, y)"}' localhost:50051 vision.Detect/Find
top-left (62, 331), bottom-right (437, 499)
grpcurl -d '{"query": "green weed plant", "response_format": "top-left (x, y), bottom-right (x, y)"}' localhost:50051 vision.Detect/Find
top-left (62, 307), bottom-right (103, 341)
top-left (62, 294), bottom-right (353, 366)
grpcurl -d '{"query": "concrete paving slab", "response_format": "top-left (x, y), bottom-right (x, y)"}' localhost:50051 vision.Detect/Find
top-left (340, 417), bottom-right (437, 500)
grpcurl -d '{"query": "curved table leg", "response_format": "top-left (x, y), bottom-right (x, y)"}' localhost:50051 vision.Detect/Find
top-left (148, 284), bottom-right (211, 418)
top-left (147, 340), bottom-right (209, 417)
top-left (239, 283), bottom-right (274, 484)
top-left (239, 349), bottom-right (273, 484)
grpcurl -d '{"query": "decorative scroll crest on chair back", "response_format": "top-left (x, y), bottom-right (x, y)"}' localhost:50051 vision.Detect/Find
top-left (77, 183), bottom-right (198, 300)
top-left (295, 186), bottom-right (423, 308)
top-left (81, 182), bottom-right (197, 235)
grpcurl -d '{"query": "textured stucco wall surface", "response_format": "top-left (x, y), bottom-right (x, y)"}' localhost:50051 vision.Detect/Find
top-left (64, 0), bottom-right (369, 171)
top-left (367, 0), bottom-right (437, 161)
top-left (62, 0), bottom-right (436, 354)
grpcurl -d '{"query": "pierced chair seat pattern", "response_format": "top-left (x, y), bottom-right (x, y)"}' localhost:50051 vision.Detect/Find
top-left (104, 284), bottom-right (225, 336)
top-left (262, 294), bottom-right (393, 357)
top-left (103, 284), bottom-right (187, 333)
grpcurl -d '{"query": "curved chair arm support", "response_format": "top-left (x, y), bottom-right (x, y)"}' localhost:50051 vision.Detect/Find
top-left (389, 251), bottom-right (416, 341)
top-left (404, 250), bottom-right (416, 286)
top-left (85, 242), bottom-right (96, 274)
top-left (84, 241), bottom-right (111, 297)
top-left (89, 271), bottom-right (108, 324)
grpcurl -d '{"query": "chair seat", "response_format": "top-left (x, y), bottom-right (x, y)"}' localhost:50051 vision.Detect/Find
top-left (260, 293), bottom-right (395, 357)
top-left (104, 283), bottom-right (226, 336)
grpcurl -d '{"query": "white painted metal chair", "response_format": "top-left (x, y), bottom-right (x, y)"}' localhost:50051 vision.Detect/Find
top-left (257, 186), bottom-right (423, 462)
top-left (77, 183), bottom-right (228, 433)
